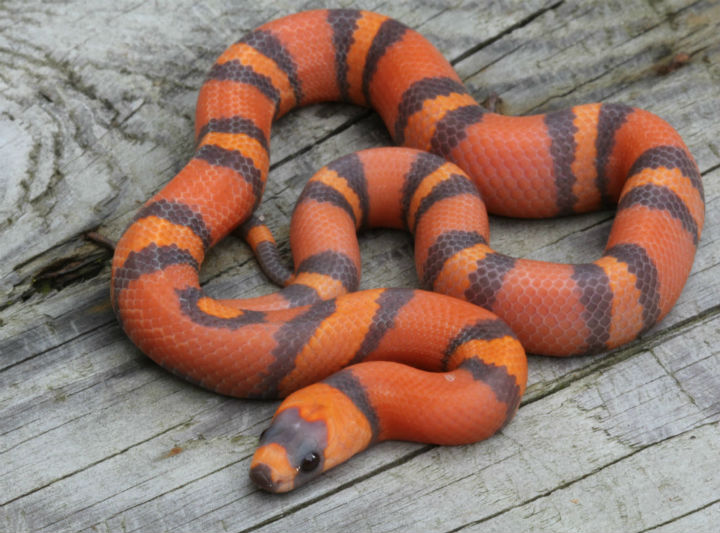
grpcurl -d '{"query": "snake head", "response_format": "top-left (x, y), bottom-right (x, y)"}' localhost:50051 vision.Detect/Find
top-left (249, 406), bottom-right (327, 493)
top-left (249, 380), bottom-right (374, 492)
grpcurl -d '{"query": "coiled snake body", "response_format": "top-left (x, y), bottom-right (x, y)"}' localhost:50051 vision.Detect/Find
top-left (111, 9), bottom-right (704, 492)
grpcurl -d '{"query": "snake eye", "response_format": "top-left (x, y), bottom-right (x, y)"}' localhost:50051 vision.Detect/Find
top-left (299, 452), bottom-right (321, 472)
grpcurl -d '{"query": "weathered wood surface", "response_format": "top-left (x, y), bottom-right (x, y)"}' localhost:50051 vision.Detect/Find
top-left (1, 0), bottom-right (718, 531)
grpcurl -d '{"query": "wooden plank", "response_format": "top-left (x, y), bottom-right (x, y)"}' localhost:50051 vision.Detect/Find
top-left (466, 424), bottom-right (720, 532)
top-left (0, 0), bottom-right (558, 306)
top-left (647, 502), bottom-right (720, 533)
top-left (0, 0), bottom-right (718, 531)
top-left (235, 313), bottom-right (720, 533)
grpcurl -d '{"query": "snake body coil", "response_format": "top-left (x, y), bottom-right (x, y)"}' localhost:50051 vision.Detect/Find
top-left (111, 10), bottom-right (704, 492)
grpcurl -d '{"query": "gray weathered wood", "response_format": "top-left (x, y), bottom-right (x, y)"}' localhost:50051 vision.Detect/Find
top-left (1, 0), bottom-right (718, 532)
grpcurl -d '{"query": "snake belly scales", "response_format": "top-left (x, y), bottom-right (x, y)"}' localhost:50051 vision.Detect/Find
top-left (110, 9), bottom-right (705, 493)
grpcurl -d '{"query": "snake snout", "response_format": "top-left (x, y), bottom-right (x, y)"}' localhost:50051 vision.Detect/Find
top-left (249, 463), bottom-right (276, 492)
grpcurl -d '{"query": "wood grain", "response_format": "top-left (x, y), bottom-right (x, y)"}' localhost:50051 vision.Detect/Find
top-left (1, 1), bottom-right (718, 532)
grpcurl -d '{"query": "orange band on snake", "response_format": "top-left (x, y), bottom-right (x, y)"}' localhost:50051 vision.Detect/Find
top-left (110, 9), bottom-right (704, 493)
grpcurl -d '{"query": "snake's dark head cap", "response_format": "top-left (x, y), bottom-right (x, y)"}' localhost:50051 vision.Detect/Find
top-left (249, 407), bottom-right (327, 493)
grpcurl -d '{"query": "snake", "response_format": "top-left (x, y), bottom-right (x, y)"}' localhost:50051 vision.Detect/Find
top-left (110, 9), bottom-right (704, 493)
